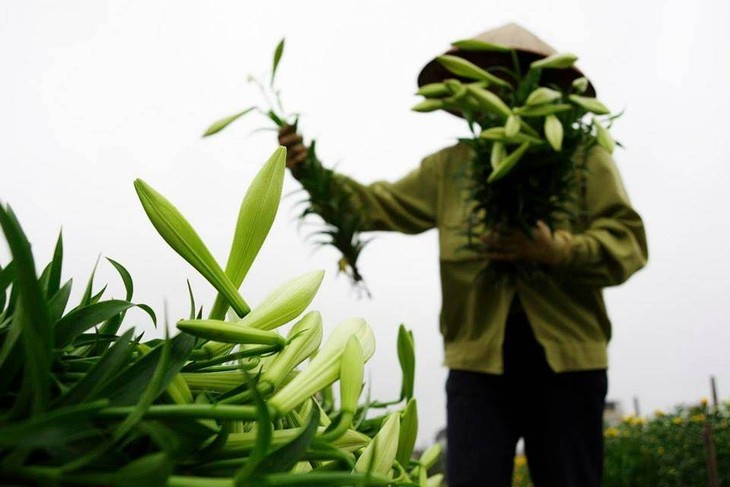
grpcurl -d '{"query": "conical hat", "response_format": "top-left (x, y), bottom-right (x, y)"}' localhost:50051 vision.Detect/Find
top-left (417, 22), bottom-right (596, 97)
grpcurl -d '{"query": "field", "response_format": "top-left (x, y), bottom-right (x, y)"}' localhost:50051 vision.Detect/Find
top-left (511, 399), bottom-right (730, 486)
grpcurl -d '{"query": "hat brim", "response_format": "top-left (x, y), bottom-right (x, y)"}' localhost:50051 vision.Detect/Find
top-left (417, 48), bottom-right (596, 98)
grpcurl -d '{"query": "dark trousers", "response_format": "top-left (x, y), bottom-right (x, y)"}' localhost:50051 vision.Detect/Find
top-left (446, 312), bottom-right (607, 487)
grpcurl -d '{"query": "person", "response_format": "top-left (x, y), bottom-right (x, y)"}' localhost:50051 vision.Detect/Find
top-left (279, 23), bottom-right (648, 487)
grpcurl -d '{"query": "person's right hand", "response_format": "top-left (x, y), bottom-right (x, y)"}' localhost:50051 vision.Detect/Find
top-left (278, 124), bottom-right (309, 169)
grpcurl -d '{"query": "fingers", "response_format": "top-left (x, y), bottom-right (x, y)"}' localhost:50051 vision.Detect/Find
top-left (533, 220), bottom-right (553, 242)
top-left (278, 131), bottom-right (302, 147)
top-left (288, 145), bottom-right (308, 168)
top-left (277, 124), bottom-right (308, 169)
top-left (278, 124), bottom-right (297, 136)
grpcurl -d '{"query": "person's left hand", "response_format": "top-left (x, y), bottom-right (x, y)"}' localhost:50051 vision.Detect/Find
top-left (482, 220), bottom-right (571, 266)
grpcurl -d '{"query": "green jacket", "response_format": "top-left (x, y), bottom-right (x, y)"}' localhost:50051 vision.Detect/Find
top-left (306, 142), bottom-right (648, 374)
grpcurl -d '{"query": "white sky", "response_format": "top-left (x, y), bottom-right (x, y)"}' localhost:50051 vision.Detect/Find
top-left (1, 0), bottom-right (729, 447)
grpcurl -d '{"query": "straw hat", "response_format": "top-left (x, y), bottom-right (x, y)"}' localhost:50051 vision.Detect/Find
top-left (417, 23), bottom-right (596, 97)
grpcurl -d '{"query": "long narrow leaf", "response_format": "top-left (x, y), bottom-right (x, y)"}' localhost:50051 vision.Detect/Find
top-left (98, 332), bottom-right (195, 406)
top-left (203, 107), bottom-right (255, 137)
top-left (107, 257), bottom-right (134, 301)
top-left (47, 230), bottom-right (63, 298)
top-left (0, 205), bottom-right (52, 414)
top-left (0, 399), bottom-right (108, 448)
top-left (271, 38), bottom-right (285, 86)
top-left (79, 255), bottom-right (100, 307)
top-left (187, 280), bottom-right (196, 320)
top-left (60, 329), bottom-right (173, 473)
top-left (112, 327), bottom-right (171, 442)
top-left (55, 329), bottom-right (135, 407)
top-left (0, 260), bottom-right (15, 312)
top-left (47, 279), bottom-right (73, 324)
top-left (139, 418), bottom-right (218, 460)
top-left (88, 284), bottom-right (108, 304)
top-left (115, 452), bottom-right (173, 487)
top-left (254, 400), bottom-right (320, 475)
top-left (54, 300), bottom-right (135, 347)
top-left (233, 370), bottom-right (273, 483)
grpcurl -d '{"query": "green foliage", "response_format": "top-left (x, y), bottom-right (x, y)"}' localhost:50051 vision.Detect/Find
top-left (510, 399), bottom-right (730, 486)
top-left (0, 148), bottom-right (440, 485)
top-left (603, 401), bottom-right (730, 486)
top-left (414, 46), bottom-right (620, 276)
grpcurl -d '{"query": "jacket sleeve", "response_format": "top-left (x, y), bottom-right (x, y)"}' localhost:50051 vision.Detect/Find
top-left (559, 146), bottom-right (649, 287)
top-left (299, 153), bottom-right (441, 235)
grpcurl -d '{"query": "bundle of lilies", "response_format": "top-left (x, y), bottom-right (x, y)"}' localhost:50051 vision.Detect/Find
top-left (413, 41), bottom-right (620, 254)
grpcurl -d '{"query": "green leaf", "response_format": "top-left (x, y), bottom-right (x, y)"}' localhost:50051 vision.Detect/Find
top-left (0, 260), bottom-right (16, 312)
top-left (70, 333), bottom-right (127, 349)
top-left (79, 255), bottom-right (100, 307)
top-left (61, 331), bottom-right (176, 473)
top-left (54, 300), bottom-right (136, 347)
top-left (107, 257), bottom-right (134, 301)
top-left (112, 327), bottom-right (171, 442)
top-left (203, 107), bottom-right (255, 137)
top-left (0, 345), bottom-right (22, 399)
top-left (138, 419), bottom-right (218, 462)
top-left (0, 297), bottom-right (22, 369)
top-left (181, 420), bottom-right (228, 461)
top-left (99, 332), bottom-right (195, 406)
top-left (115, 452), bottom-right (173, 487)
top-left (186, 280), bottom-right (196, 320)
top-left (136, 303), bottom-right (158, 327)
top-left (0, 205), bottom-right (52, 415)
top-left (47, 279), bottom-right (73, 324)
top-left (234, 370), bottom-right (273, 484)
top-left (56, 329), bottom-right (135, 407)
top-left (89, 284), bottom-right (108, 304)
top-left (47, 230), bottom-right (63, 298)
top-left (38, 262), bottom-right (53, 299)
top-left (267, 110), bottom-right (286, 127)
top-left (271, 38), bottom-right (285, 86)
top-left (255, 400), bottom-right (320, 475)
top-left (0, 399), bottom-right (108, 447)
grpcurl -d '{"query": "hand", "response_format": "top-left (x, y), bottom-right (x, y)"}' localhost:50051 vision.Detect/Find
top-left (482, 220), bottom-right (571, 266)
top-left (278, 124), bottom-right (309, 169)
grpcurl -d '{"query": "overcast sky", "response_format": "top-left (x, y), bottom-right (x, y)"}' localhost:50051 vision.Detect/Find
top-left (2, 0), bottom-right (729, 446)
